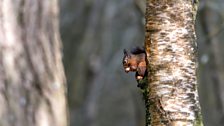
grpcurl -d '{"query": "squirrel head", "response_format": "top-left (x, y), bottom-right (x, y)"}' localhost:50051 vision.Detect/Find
top-left (122, 47), bottom-right (147, 82)
top-left (122, 47), bottom-right (145, 73)
top-left (123, 49), bottom-right (131, 72)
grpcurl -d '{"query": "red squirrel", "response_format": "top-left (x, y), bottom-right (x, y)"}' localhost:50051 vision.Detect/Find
top-left (122, 47), bottom-right (147, 80)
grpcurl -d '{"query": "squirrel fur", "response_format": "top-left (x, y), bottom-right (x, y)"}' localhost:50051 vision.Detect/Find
top-left (122, 47), bottom-right (147, 80)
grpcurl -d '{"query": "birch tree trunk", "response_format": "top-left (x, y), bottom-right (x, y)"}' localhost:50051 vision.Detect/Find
top-left (0, 0), bottom-right (68, 126)
top-left (145, 0), bottom-right (203, 125)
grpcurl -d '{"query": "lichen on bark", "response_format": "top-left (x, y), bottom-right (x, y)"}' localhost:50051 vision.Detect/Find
top-left (137, 76), bottom-right (151, 125)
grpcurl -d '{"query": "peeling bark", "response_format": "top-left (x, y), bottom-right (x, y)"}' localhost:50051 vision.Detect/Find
top-left (145, 0), bottom-right (203, 125)
top-left (0, 0), bottom-right (68, 126)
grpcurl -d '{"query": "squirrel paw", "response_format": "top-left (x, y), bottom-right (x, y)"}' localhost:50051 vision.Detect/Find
top-left (136, 75), bottom-right (143, 80)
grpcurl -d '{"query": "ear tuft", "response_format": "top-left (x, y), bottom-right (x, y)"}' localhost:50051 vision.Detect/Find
top-left (123, 49), bottom-right (127, 55)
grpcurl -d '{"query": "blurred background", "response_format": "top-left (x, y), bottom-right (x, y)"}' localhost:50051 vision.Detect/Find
top-left (59, 0), bottom-right (224, 126)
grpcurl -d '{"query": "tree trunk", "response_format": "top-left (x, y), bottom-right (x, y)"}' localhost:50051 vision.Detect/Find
top-left (0, 0), bottom-right (68, 126)
top-left (144, 0), bottom-right (203, 125)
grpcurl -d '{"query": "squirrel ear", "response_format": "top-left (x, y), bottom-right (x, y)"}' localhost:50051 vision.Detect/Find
top-left (123, 49), bottom-right (128, 55)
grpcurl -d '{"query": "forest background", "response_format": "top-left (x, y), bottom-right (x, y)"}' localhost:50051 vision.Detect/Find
top-left (60, 0), bottom-right (224, 126)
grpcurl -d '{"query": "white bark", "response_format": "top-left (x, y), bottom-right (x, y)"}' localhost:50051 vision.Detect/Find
top-left (145, 0), bottom-right (202, 125)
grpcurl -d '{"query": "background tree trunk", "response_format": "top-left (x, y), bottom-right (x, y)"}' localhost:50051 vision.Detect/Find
top-left (0, 0), bottom-right (68, 126)
top-left (145, 0), bottom-right (203, 125)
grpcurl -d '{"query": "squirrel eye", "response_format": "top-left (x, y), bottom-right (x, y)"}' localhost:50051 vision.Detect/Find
top-left (123, 59), bottom-right (127, 64)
